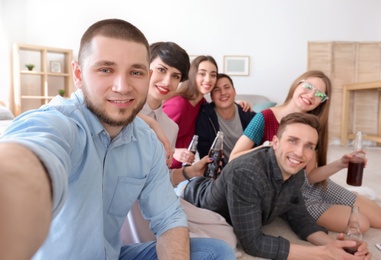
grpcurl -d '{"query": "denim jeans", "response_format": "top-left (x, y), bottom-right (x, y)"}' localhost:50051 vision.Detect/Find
top-left (119, 237), bottom-right (236, 260)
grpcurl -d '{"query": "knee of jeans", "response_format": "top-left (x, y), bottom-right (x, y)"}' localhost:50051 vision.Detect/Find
top-left (190, 238), bottom-right (236, 260)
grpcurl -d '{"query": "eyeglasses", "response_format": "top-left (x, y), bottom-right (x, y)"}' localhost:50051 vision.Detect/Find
top-left (300, 80), bottom-right (329, 103)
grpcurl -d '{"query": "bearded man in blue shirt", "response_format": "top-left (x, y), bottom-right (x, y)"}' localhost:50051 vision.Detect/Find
top-left (0, 19), bottom-right (234, 260)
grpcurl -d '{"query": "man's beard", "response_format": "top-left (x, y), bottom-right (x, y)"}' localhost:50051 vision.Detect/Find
top-left (83, 87), bottom-right (146, 127)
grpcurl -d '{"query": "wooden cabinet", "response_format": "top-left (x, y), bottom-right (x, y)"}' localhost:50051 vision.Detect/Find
top-left (341, 81), bottom-right (381, 145)
top-left (308, 42), bottom-right (381, 144)
top-left (12, 43), bottom-right (73, 116)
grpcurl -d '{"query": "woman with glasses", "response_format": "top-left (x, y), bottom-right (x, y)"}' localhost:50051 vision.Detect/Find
top-left (230, 70), bottom-right (381, 233)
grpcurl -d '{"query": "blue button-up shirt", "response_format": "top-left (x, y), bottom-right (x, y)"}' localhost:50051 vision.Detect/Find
top-left (1, 90), bottom-right (187, 260)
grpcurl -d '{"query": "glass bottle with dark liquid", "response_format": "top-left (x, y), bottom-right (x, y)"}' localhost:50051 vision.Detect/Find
top-left (343, 205), bottom-right (363, 254)
top-left (347, 131), bottom-right (365, 186)
top-left (204, 131), bottom-right (224, 179)
top-left (182, 135), bottom-right (198, 167)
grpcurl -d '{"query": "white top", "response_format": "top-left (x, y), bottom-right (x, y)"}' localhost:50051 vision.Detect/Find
top-left (141, 103), bottom-right (179, 150)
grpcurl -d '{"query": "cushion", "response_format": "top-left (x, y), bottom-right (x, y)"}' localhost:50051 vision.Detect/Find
top-left (252, 101), bottom-right (277, 113)
top-left (0, 106), bottom-right (15, 120)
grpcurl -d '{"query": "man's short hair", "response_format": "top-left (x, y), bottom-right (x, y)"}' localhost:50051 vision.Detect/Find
top-left (216, 73), bottom-right (235, 89)
top-left (277, 112), bottom-right (320, 141)
top-left (78, 19), bottom-right (149, 64)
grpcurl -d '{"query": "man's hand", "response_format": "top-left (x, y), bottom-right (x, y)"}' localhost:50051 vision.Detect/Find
top-left (301, 231), bottom-right (372, 259)
top-left (322, 239), bottom-right (371, 259)
top-left (336, 233), bottom-right (372, 259)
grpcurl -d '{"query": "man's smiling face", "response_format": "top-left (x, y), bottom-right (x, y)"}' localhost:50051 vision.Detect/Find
top-left (272, 122), bottom-right (318, 180)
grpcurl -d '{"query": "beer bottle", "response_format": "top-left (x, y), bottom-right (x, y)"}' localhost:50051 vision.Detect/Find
top-left (347, 131), bottom-right (365, 186)
top-left (204, 131), bottom-right (224, 179)
top-left (182, 135), bottom-right (198, 167)
top-left (343, 205), bottom-right (363, 254)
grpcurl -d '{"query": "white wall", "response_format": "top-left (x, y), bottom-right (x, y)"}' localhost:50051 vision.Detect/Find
top-left (0, 0), bottom-right (26, 107)
top-left (2, 0), bottom-right (381, 106)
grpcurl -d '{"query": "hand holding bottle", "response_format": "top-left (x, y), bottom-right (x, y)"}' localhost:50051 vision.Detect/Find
top-left (204, 131), bottom-right (224, 179)
top-left (188, 156), bottom-right (214, 178)
top-left (175, 148), bottom-right (195, 166)
top-left (343, 205), bottom-right (363, 254)
top-left (181, 135), bottom-right (198, 167)
top-left (334, 234), bottom-right (371, 258)
top-left (338, 152), bottom-right (367, 168)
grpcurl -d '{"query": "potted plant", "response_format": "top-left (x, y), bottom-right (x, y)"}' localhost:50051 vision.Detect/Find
top-left (58, 89), bottom-right (65, 97)
top-left (25, 64), bottom-right (35, 71)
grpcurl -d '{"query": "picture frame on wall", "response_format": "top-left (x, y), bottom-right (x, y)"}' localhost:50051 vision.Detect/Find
top-left (223, 55), bottom-right (250, 76)
top-left (50, 61), bottom-right (61, 73)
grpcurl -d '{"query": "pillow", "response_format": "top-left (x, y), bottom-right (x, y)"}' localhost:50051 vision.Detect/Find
top-left (0, 106), bottom-right (15, 120)
top-left (252, 101), bottom-right (277, 113)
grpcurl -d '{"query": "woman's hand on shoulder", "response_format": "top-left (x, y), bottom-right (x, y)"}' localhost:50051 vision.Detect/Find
top-left (236, 100), bottom-right (252, 112)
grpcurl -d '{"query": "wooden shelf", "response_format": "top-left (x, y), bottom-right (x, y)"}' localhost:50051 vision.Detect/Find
top-left (21, 95), bottom-right (56, 99)
top-left (13, 43), bottom-right (73, 116)
top-left (20, 70), bottom-right (44, 75)
top-left (47, 72), bottom-right (71, 77)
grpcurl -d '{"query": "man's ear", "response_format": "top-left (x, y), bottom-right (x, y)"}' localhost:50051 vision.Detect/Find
top-left (210, 92), bottom-right (215, 103)
top-left (272, 135), bottom-right (279, 150)
top-left (72, 60), bottom-right (83, 89)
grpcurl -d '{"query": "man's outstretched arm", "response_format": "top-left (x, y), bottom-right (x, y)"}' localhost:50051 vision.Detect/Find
top-left (156, 227), bottom-right (190, 259)
top-left (0, 143), bottom-right (52, 259)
